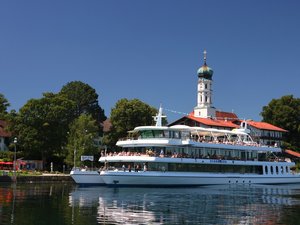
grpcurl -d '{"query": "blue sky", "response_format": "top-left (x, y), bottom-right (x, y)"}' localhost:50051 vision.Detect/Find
top-left (1, 1), bottom-right (300, 123)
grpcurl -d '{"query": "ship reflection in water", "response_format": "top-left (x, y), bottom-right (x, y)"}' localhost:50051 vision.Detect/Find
top-left (69, 184), bottom-right (300, 225)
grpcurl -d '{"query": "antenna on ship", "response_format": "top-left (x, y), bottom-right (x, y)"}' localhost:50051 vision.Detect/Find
top-left (153, 104), bottom-right (166, 127)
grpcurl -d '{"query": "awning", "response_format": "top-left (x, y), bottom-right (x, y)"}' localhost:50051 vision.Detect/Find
top-left (285, 149), bottom-right (300, 158)
top-left (0, 162), bottom-right (13, 165)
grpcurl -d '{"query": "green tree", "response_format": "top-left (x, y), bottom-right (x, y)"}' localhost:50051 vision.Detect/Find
top-left (65, 114), bottom-right (99, 167)
top-left (13, 93), bottom-right (75, 164)
top-left (261, 95), bottom-right (300, 150)
top-left (59, 81), bottom-right (106, 129)
top-left (0, 93), bottom-right (10, 119)
top-left (104, 98), bottom-right (158, 148)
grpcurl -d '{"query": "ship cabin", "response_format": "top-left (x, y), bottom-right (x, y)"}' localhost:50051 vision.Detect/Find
top-left (115, 125), bottom-right (283, 163)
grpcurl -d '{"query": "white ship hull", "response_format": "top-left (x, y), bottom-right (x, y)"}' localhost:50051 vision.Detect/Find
top-left (70, 170), bottom-right (104, 186)
top-left (100, 171), bottom-right (300, 187)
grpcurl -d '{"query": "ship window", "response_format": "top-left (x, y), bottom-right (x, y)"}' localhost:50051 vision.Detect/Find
top-left (153, 130), bottom-right (167, 138)
top-left (270, 166), bottom-right (274, 174)
top-left (276, 166), bottom-right (279, 174)
top-left (163, 130), bottom-right (169, 138)
top-left (286, 166), bottom-right (289, 173)
top-left (241, 152), bottom-right (246, 160)
top-left (140, 130), bottom-right (154, 138)
top-left (166, 163), bottom-right (263, 174)
top-left (265, 166), bottom-right (268, 174)
top-left (181, 131), bottom-right (191, 139)
top-left (173, 131), bottom-right (181, 139)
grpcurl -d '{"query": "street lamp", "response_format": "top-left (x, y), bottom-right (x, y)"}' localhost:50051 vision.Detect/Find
top-left (13, 137), bottom-right (17, 182)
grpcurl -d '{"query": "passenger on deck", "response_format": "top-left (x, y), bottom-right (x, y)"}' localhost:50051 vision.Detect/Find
top-left (160, 149), bottom-right (164, 157)
top-left (135, 164), bottom-right (140, 172)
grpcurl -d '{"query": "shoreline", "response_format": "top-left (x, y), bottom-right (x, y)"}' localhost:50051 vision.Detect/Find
top-left (0, 174), bottom-right (75, 183)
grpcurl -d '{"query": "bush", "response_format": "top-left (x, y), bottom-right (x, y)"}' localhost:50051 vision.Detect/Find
top-left (0, 151), bottom-right (14, 161)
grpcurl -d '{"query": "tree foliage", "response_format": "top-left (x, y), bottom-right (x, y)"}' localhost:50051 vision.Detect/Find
top-left (65, 114), bottom-right (99, 167)
top-left (12, 93), bottom-right (75, 162)
top-left (6, 81), bottom-right (107, 169)
top-left (0, 93), bottom-right (10, 119)
top-left (261, 95), bottom-right (300, 150)
top-left (59, 81), bottom-right (106, 127)
top-left (104, 98), bottom-right (158, 147)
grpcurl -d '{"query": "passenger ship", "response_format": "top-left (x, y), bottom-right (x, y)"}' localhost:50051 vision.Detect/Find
top-left (99, 107), bottom-right (300, 187)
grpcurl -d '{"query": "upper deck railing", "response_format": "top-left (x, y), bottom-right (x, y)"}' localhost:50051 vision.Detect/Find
top-left (103, 151), bottom-right (288, 163)
top-left (117, 135), bottom-right (277, 149)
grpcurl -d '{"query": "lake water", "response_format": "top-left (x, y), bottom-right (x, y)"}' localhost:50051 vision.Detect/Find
top-left (1, 183), bottom-right (300, 225)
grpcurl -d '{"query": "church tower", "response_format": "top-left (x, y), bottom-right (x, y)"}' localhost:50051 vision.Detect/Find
top-left (194, 50), bottom-right (216, 118)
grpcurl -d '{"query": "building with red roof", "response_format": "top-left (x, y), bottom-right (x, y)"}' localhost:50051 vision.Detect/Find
top-left (170, 111), bottom-right (239, 130)
top-left (169, 50), bottom-right (286, 147)
top-left (0, 120), bottom-right (11, 151)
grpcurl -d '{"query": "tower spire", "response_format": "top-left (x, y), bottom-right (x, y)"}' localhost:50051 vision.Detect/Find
top-left (203, 49), bottom-right (207, 65)
top-left (194, 49), bottom-right (215, 118)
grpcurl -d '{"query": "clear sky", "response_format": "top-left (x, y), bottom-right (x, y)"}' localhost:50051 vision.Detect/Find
top-left (1, 1), bottom-right (300, 123)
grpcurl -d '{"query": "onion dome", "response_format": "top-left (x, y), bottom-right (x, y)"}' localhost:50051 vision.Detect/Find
top-left (197, 50), bottom-right (213, 80)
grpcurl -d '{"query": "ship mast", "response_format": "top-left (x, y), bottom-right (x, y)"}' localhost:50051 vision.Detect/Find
top-left (153, 104), bottom-right (166, 127)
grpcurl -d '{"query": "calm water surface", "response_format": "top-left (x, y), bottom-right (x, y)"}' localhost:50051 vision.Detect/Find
top-left (1, 183), bottom-right (300, 225)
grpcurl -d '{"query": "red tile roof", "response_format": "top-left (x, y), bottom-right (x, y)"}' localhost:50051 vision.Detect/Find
top-left (187, 113), bottom-right (239, 128)
top-left (246, 121), bottom-right (287, 132)
top-left (215, 111), bottom-right (238, 120)
top-left (0, 120), bottom-right (11, 137)
top-left (171, 111), bottom-right (286, 132)
top-left (102, 119), bottom-right (112, 132)
top-left (285, 149), bottom-right (300, 158)
top-left (0, 120), bottom-right (5, 126)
